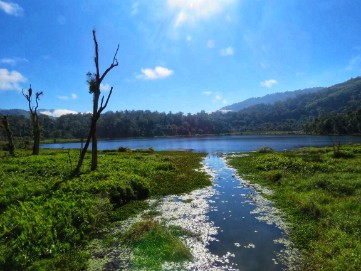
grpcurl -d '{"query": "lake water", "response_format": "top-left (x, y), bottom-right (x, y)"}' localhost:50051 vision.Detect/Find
top-left (42, 134), bottom-right (361, 153)
top-left (42, 135), bottom-right (361, 270)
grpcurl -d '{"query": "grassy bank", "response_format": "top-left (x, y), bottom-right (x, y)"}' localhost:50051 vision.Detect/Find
top-left (0, 149), bottom-right (210, 270)
top-left (227, 144), bottom-right (361, 271)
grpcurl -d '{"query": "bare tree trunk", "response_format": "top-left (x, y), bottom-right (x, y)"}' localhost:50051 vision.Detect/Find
top-left (91, 131), bottom-right (98, 170)
top-left (91, 94), bottom-right (100, 171)
top-left (22, 86), bottom-right (43, 155)
top-left (31, 114), bottom-right (41, 155)
top-left (73, 121), bottom-right (94, 175)
top-left (73, 112), bottom-right (103, 174)
top-left (73, 30), bottom-right (118, 174)
top-left (1, 115), bottom-right (15, 156)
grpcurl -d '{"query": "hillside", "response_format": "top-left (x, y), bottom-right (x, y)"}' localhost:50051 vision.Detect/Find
top-left (220, 87), bottom-right (323, 111)
top-left (0, 109), bottom-right (29, 117)
top-left (0, 109), bottom-right (64, 119)
top-left (228, 76), bottom-right (361, 133)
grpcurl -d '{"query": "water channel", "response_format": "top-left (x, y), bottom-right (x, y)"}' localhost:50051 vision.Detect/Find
top-left (43, 135), bottom-right (361, 270)
top-left (204, 154), bottom-right (287, 270)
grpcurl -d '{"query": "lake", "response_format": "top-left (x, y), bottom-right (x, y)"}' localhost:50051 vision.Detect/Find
top-left (42, 134), bottom-right (361, 153)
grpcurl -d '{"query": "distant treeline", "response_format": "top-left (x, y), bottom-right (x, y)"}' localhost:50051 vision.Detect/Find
top-left (2, 77), bottom-right (361, 140)
top-left (1, 107), bottom-right (361, 141)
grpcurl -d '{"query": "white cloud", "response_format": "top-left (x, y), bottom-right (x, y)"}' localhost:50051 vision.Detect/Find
top-left (202, 91), bottom-right (212, 96)
top-left (0, 58), bottom-right (17, 65)
top-left (220, 46), bottom-right (234, 56)
top-left (57, 96), bottom-right (69, 101)
top-left (57, 93), bottom-right (78, 101)
top-left (131, 2), bottom-right (139, 16)
top-left (346, 54), bottom-right (361, 71)
top-left (0, 0), bottom-right (23, 16)
top-left (0, 68), bottom-right (26, 90)
top-left (0, 57), bottom-right (28, 66)
top-left (218, 109), bottom-right (232, 113)
top-left (203, 90), bottom-right (227, 104)
top-left (212, 92), bottom-right (227, 104)
top-left (100, 83), bottom-right (112, 92)
top-left (138, 66), bottom-right (174, 80)
top-left (174, 11), bottom-right (187, 27)
top-left (260, 79), bottom-right (278, 88)
top-left (168, 0), bottom-right (235, 27)
top-left (41, 109), bottom-right (78, 118)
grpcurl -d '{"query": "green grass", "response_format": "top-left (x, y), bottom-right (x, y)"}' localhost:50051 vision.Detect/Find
top-left (0, 149), bottom-right (210, 270)
top-left (227, 144), bottom-right (361, 271)
top-left (124, 220), bottom-right (192, 270)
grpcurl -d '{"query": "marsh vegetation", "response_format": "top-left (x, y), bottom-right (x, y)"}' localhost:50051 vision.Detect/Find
top-left (0, 149), bottom-right (210, 270)
top-left (228, 144), bottom-right (361, 270)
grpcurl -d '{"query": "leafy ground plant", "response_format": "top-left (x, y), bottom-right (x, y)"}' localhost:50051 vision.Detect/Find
top-left (227, 144), bottom-right (361, 271)
top-left (0, 149), bottom-right (210, 270)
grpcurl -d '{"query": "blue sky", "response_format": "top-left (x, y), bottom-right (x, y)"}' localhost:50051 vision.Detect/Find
top-left (1, 0), bottom-right (361, 116)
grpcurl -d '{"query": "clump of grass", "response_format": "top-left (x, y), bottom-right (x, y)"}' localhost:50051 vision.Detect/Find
top-left (228, 144), bottom-right (361, 271)
top-left (125, 220), bottom-right (192, 270)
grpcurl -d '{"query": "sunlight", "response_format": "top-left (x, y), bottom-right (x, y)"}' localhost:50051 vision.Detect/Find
top-left (168, 0), bottom-right (236, 27)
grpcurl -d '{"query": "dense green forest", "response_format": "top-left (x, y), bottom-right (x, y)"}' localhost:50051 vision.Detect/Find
top-left (1, 77), bottom-right (361, 141)
top-left (220, 87), bottom-right (323, 111)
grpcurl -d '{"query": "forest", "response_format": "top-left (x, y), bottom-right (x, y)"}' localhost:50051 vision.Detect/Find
top-left (1, 77), bottom-right (361, 143)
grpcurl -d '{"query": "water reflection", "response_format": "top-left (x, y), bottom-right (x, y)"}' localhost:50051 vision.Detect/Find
top-left (205, 154), bottom-right (289, 270)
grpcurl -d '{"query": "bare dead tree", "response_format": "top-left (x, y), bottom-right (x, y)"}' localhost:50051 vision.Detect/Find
top-left (73, 30), bottom-right (119, 175)
top-left (22, 85), bottom-right (43, 155)
top-left (1, 115), bottom-right (15, 156)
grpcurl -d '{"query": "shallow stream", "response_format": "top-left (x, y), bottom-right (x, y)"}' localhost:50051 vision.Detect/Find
top-left (204, 154), bottom-right (292, 270)
top-left (150, 154), bottom-right (297, 270)
top-left (88, 153), bottom-right (297, 270)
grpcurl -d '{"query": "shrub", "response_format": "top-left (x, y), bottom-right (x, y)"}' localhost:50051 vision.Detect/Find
top-left (265, 171), bottom-right (283, 183)
top-left (257, 146), bottom-right (274, 153)
top-left (118, 146), bottom-right (130, 152)
top-left (332, 151), bottom-right (355, 159)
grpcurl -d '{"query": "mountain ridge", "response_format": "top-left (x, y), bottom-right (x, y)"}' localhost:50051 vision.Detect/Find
top-left (220, 87), bottom-right (324, 112)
